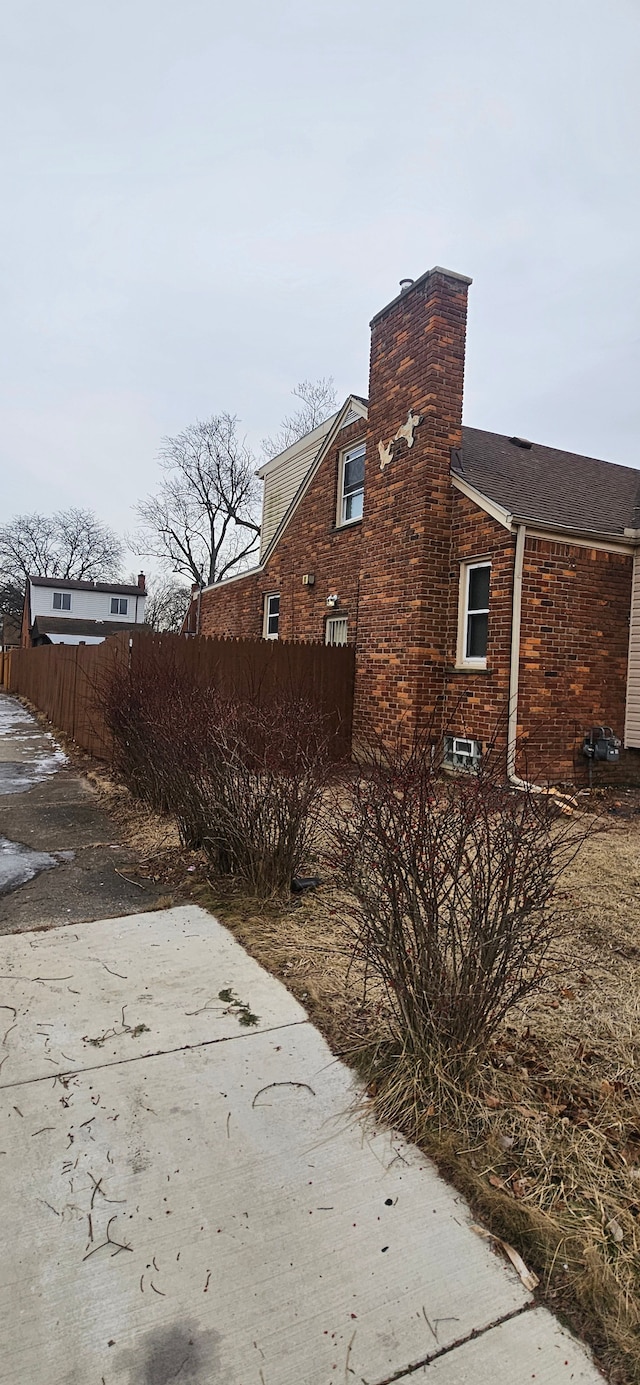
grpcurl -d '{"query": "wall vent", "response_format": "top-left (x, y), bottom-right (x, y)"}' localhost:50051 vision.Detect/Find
top-left (444, 735), bottom-right (482, 770)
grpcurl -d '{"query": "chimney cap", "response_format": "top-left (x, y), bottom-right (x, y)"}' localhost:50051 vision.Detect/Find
top-left (370, 265), bottom-right (473, 327)
top-left (399, 278), bottom-right (414, 292)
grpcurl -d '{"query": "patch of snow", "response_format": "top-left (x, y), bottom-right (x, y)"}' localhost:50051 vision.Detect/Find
top-left (0, 838), bottom-right (58, 895)
top-left (0, 695), bottom-right (67, 795)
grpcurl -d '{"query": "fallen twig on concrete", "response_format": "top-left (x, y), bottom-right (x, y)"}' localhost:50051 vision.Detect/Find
top-left (252, 1081), bottom-right (316, 1108)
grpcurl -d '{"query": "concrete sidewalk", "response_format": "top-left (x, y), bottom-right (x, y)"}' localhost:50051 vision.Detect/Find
top-left (0, 904), bottom-right (602, 1384)
top-left (0, 691), bottom-right (163, 932)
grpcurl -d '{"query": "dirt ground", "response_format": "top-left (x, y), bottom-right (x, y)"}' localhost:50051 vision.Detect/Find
top-left (36, 736), bottom-right (640, 1385)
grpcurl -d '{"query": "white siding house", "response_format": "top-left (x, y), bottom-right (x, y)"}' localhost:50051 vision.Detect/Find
top-left (24, 575), bottom-right (147, 646)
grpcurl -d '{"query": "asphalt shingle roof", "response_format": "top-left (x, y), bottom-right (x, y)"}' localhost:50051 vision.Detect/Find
top-left (453, 428), bottom-right (640, 539)
top-left (29, 577), bottom-right (146, 596)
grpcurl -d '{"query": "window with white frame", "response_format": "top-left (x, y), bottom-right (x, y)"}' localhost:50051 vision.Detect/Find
top-left (459, 561), bottom-right (491, 666)
top-left (52, 592), bottom-right (71, 611)
top-left (263, 592), bottom-right (280, 639)
top-left (338, 442), bottom-right (365, 525)
top-left (110, 597), bottom-right (128, 615)
top-left (325, 616), bottom-right (348, 646)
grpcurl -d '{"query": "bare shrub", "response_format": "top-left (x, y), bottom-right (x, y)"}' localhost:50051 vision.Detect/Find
top-left (327, 734), bottom-right (592, 1073)
top-left (194, 696), bottom-right (336, 895)
top-left (99, 648), bottom-right (338, 893)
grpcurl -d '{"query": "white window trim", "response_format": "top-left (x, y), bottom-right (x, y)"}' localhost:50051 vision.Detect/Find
top-left (336, 440), bottom-right (365, 528)
top-left (52, 591), bottom-right (72, 612)
top-left (456, 560), bottom-right (491, 668)
top-left (110, 597), bottom-right (128, 615)
top-left (263, 592), bottom-right (280, 640)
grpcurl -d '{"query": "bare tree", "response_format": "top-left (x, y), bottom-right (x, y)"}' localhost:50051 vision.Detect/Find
top-left (261, 378), bottom-right (338, 459)
top-left (0, 509), bottom-right (122, 588)
top-left (143, 575), bottom-right (192, 632)
top-left (0, 580), bottom-right (25, 625)
top-left (133, 414), bottom-right (261, 587)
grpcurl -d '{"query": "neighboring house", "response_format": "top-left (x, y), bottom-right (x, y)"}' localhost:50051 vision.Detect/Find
top-left (189, 267), bottom-right (640, 783)
top-left (22, 574), bottom-right (147, 647)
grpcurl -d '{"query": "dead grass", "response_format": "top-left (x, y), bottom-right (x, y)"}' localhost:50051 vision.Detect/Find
top-left (73, 759), bottom-right (640, 1382)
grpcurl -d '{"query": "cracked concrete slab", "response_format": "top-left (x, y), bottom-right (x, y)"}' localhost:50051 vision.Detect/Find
top-left (0, 905), bottom-right (306, 1085)
top-left (0, 905), bottom-right (602, 1385)
top-left (409, 1305), bottom-right (599, 1381)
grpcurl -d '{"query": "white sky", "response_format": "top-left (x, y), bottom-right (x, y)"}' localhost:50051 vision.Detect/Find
top-left (1, 0), bottom-right (639, 543)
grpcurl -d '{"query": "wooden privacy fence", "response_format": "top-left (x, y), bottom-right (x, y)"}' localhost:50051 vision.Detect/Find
top-left (2, 630), bottom-right (356, 761)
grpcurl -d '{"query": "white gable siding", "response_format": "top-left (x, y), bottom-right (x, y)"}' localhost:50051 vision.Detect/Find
top-left (259, 422), bottom-right (334, 558)
top-left (257, 399), bottom-right (368, 560)
top-left (625, 553), bottom-right (640, 747)
top-left (29, 584), bottom-right (146, 623)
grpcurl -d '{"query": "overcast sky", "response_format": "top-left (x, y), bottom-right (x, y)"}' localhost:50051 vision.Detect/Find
top-left (1, 0), bottom-right (639, 549)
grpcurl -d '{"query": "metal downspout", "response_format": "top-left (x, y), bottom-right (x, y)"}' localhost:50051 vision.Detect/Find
top-left (507, 524), bottom-right (530, 789)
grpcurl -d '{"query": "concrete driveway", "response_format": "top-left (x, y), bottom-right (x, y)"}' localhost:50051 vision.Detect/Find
top-left (0, 696), bottom-right (603, 1383)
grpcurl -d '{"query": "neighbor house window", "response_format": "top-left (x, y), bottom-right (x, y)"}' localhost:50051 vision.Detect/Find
top-left (52, 592), bottom-right (71, 611)
top-left (325, 616), bottom-right (348, 646)
top-left (458, 561), bottom-right (491, 666)
top-left (263, 592), bottom-right (280, 639)
top-left (338, 442), bottom-right (365, 525)
top-left (110, 597), bottom-right (128, 615)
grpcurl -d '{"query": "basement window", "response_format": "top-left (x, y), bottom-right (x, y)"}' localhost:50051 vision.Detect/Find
top-left (458, 561), bottom-right (491, 667)
top-left (338, 442), bottom-right (365, 525)
top-left (263, 592), bottom-right (280, 639)
top-left (52, 592), bottom-right (71, 611)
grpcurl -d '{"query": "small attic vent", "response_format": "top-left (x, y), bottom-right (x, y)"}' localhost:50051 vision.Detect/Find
top-left (509, 436), bottom-right (533, 450)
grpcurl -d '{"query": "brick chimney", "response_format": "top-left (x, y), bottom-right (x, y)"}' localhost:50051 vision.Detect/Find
top-left (137, 572), bottom-right (146, 590)
top-left (354, 266), bottom-right (472, 744)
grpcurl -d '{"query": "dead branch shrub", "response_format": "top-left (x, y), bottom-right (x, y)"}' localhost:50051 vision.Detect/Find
top-left (99, 650), bottom-right (339, 893)
top-left (193, 695), bottom-right (337, 895)
top-left (99, 649), bottom-right (199, 825)
top-left (327, 734), bottom-right (592, 1074)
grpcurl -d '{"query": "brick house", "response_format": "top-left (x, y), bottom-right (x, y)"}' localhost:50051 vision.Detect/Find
top-left (190, 267), bottom-right (640, 783)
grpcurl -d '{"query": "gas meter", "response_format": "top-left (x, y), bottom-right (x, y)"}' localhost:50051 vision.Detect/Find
top-left (583, 727), bottom-right (621, 764)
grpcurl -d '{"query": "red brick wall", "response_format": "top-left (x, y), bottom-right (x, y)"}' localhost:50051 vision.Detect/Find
top-left (442, 508), bottom-right (638, 784)
top-left (354, 269), bottom-right (471, 743)
top-left (199, 418), bottom-right (365, 645)
top-left (443, 491), bottom-right (516, 748)
top-left (517, 537), bottom-right (634, 782)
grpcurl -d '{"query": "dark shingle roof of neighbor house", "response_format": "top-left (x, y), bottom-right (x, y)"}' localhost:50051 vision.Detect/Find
top-left (32, 617), bottom-right (140, 638)
top-left (453, 428), bottom-right (640, 539)
top-left (29, 577), bottom-right (146, 596)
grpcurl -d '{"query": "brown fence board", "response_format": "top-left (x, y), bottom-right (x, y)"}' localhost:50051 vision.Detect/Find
top-left (2, 632), bottom-right (355, 762)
